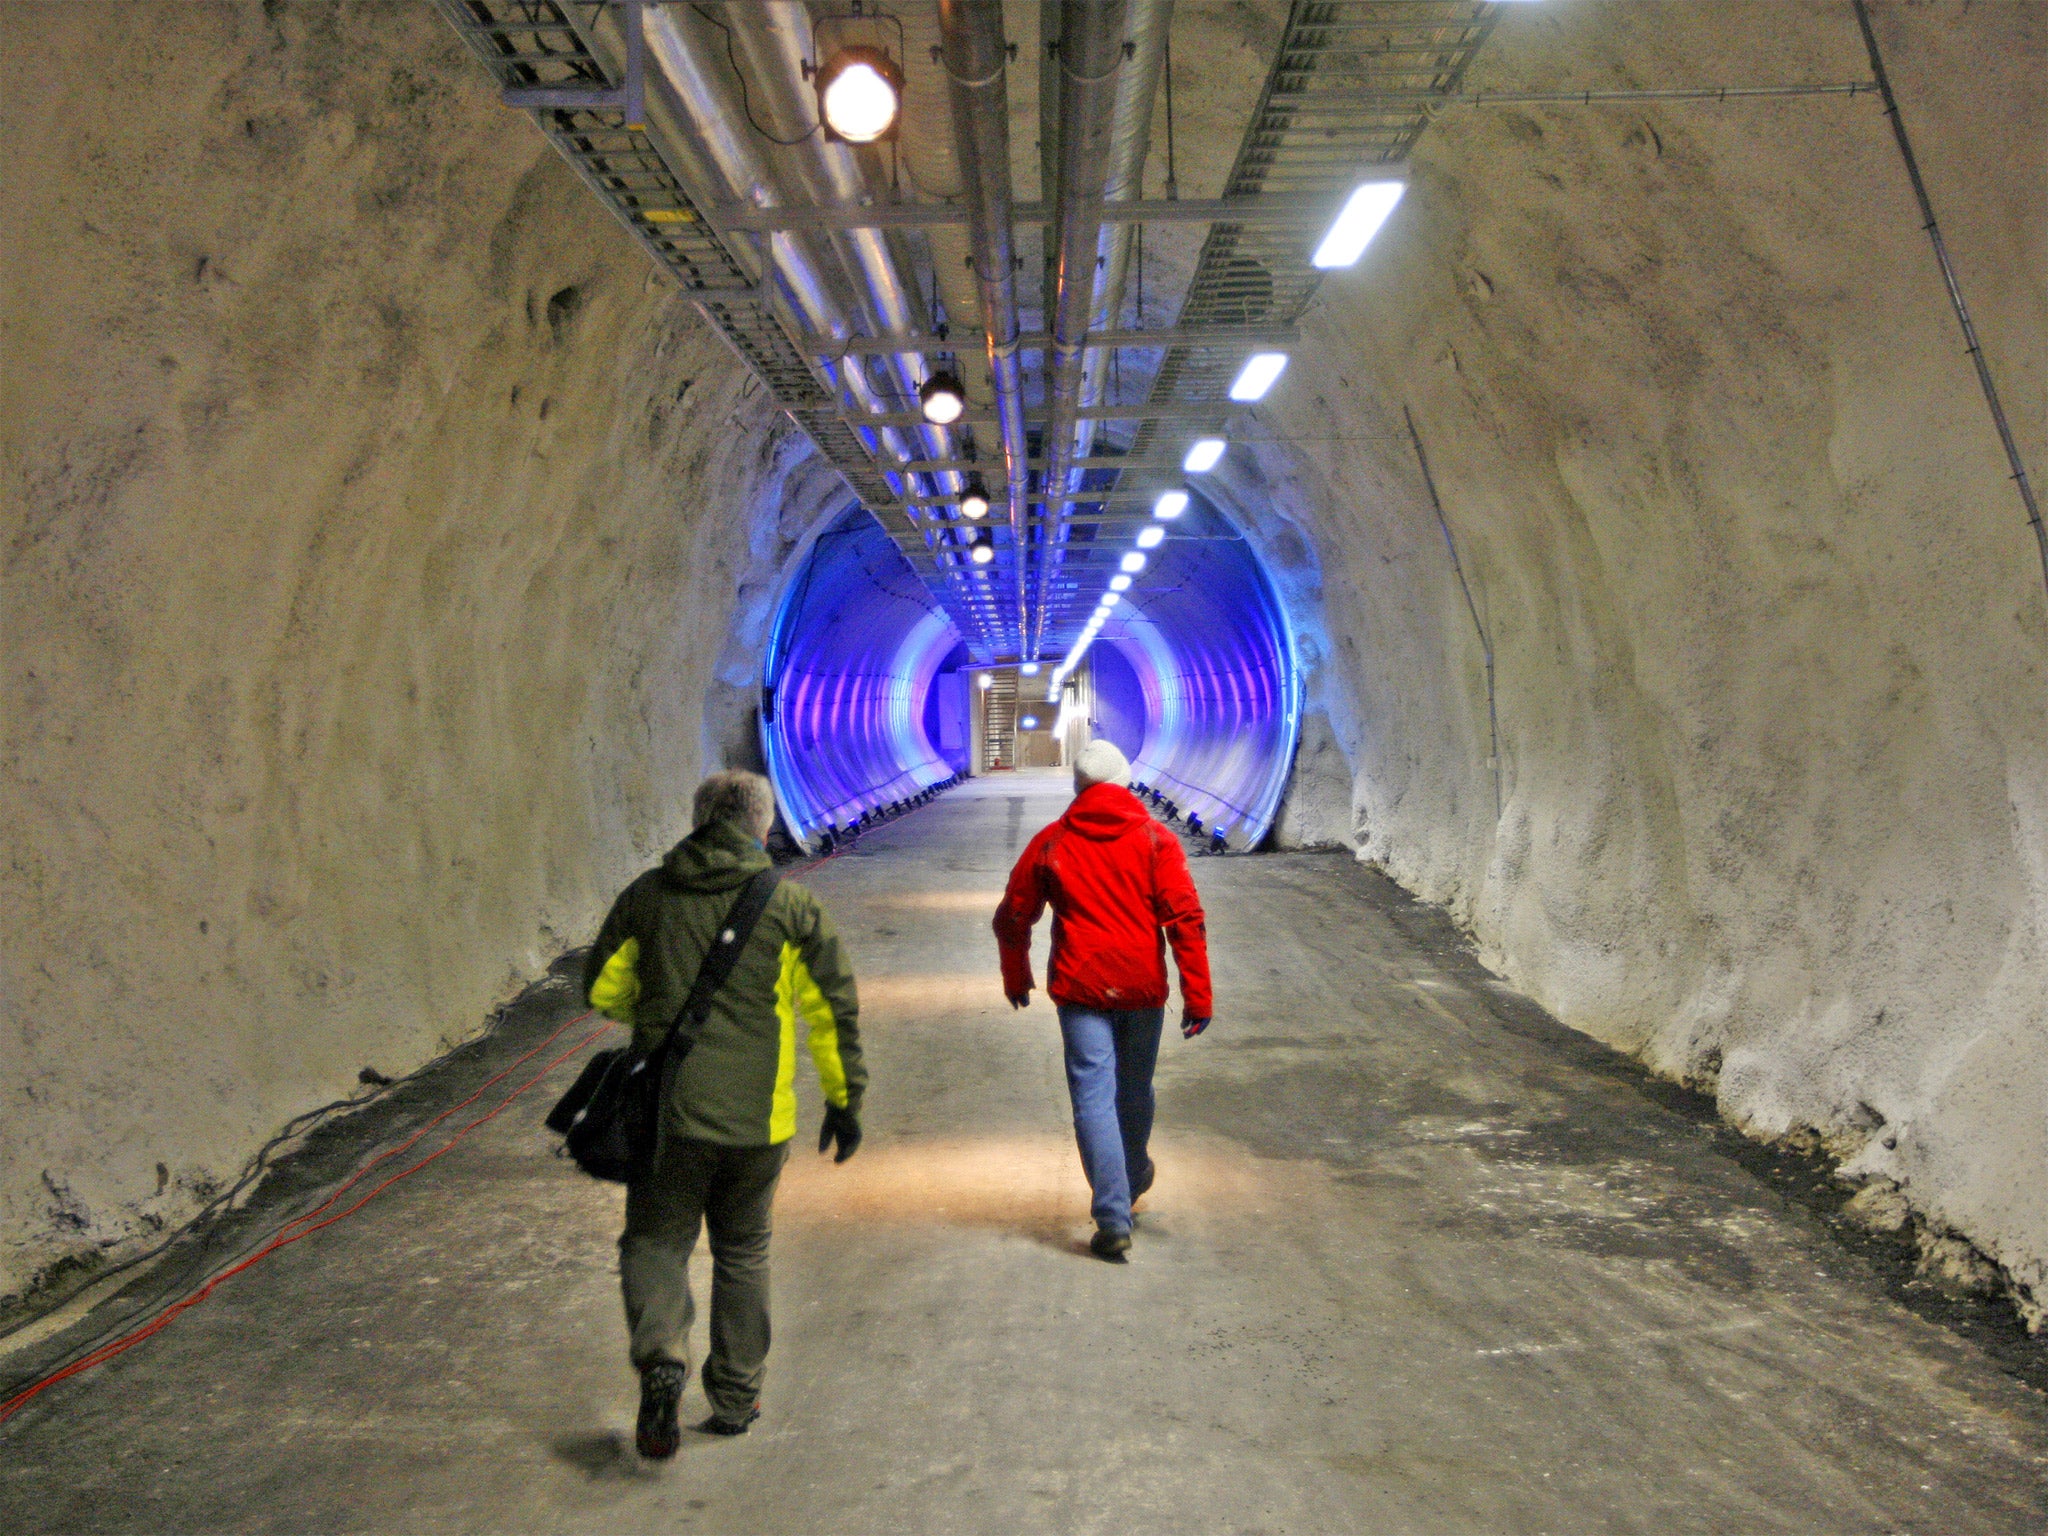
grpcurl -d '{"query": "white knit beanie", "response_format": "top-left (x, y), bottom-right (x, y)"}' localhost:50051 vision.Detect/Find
top-left (1073, 738), bottom-right (1132, 790)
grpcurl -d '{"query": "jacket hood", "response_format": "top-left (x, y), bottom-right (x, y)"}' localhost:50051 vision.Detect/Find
top-left (661, 817), bottom-right (773, 892)
top-left (1062, 781), bottom-right (1151, 841)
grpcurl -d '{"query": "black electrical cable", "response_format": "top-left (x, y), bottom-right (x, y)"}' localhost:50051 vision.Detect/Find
top-left (689, 3), bottom-right (821, 147)
top-left (0, 987), bottom-right (558, 1380)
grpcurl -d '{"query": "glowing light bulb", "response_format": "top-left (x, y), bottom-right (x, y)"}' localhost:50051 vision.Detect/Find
top-left (1311, 181), bottom-right (1406, 269)
top-left (1229, 353), bottom-right (1289, 402)
top-left (970, 542), bottom-right (994, 565)
top-left (816, 47), bottom-right (903, 144)
top-left (920, 372), bottom-right (966, 425)
top-left (1020, 662), bottom-right (1040, 676)
top-left (1153, 489), bottom-right (1189, 520)
top-left (1136, 526), bottom-right (1165, 550)
top-left (1182, 439), bottom-right (1226, 473)
top-left (1120, 551), bottom-right (1147, 574)
top-left (959, 473), bottom-right (990, 519)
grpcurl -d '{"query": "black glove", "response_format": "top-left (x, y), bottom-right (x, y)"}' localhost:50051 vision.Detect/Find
top-left (1181, 1013), bottom-right (1211, 1039)
top-left (819, 1103), bottom-right (862, 1163)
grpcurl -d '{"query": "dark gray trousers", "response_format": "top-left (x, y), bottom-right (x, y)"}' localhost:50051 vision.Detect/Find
top-left (620, 1135), bottom-right (789, 1417)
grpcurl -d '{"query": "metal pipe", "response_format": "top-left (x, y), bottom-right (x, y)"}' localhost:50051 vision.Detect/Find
top-left (1034, 0), bottom-right (1130, 656)
top-left (642, 6), bottom-right (989, 628)
top-left (1850, 0), bottom-right (2046, 600)
top-left (939, 0), bottom-right (1034, 654)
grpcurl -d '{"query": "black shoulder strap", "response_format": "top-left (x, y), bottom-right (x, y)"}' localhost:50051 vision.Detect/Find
top-left (665, 866), bottom-right (781, 1046)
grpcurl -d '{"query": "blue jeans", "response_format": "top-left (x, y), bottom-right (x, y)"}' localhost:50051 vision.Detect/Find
top-left (1056, 1005), bottom-right (1165, 1233)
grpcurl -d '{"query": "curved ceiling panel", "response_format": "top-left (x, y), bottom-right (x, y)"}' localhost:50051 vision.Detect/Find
top-left (761, 507), bottom-right (961, 844)
top-left (1078, 493), bottom-right (1301, 847)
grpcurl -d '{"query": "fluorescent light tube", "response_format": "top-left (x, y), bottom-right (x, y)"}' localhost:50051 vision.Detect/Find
top-left (1153, 490), bottom-right (1189, 520)
top-left (1311, 181), bottom-right (1405, 270)
top-left (1229, 353), bottom-right (1288, 401)
top-left (1136, 526), bottom-right (1165, 550)
top-left (1182, 439), bottom-right (1226, 473)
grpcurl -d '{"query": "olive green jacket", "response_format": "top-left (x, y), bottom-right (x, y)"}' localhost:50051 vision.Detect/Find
top-left (581, 819), bottom-right (863, 1145)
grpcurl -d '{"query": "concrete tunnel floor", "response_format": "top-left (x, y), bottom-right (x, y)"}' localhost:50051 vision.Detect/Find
top-left (5, 773), bottom-right (2048, 1535)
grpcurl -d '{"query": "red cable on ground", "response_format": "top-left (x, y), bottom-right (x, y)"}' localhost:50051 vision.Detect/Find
top-left (4, 829), bottom-right (882, 1426)
top-left (0, 1010), bottom-right (615, 1426)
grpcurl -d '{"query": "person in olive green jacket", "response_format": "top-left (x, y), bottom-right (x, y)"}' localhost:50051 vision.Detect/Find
top-left (582, 769), bottom-right (864, 1459)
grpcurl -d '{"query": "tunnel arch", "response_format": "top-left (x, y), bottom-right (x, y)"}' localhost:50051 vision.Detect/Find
top-left (1069, 487), bottom-right (1304, 848)
top-left (762, 486), bottom-right (1305, 852)
top-left (759, 503), bottom-right (962, 845)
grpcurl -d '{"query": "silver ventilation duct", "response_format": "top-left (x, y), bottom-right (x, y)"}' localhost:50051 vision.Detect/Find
top-left (1034, 0), bottom-right (1131, 657)
top-left (938, 0), bottom-right (1033, 653)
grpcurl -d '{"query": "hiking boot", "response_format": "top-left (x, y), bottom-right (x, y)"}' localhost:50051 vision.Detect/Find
top-left (696, 1404), bottom-right (762, 1437)
top-left (1089, 1225), bottom-right (1132, 1262)
top-left (635, 1359), bottom-right (688, 1460)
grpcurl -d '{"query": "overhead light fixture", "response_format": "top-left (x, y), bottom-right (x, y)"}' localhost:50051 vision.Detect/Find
top-left (1020, 715), bottom-right (1039, 730)
top-left (1311, 180), bottom-right (1407, 270)
top-left (1109, 575), bottom-right (1132, 593)
top-left (1229, 352), bottom-right (1289, 402)
top-left (1020, 662), bottom-right (1040, 676)
top-left (978, 673), bottom-right (993, 690)
top-left (814, 45), bottom-right (903, 145)
top-left (970, 540), bottom-right (994, 565)
top-left (1135, 526), bottom-right (1165, 550)
top-left (919, 372), bottom-right (966, 425)
top-left (1153, 490), bottom-right (1189, 520)
top-left (1120, 551), bottom-right (1147, 574)
top-left (1183, 439), bottom-right (1226, 473)
top-left (959, 473), bottom-right (990, 519)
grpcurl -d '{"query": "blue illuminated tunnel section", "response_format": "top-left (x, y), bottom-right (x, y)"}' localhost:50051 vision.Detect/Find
top-left (760, 506), bottom-right (962, 845)
top-left (763, 492), bottom-right (1301, 852)
top-left (1087, 491), bottom-right (1301, 847)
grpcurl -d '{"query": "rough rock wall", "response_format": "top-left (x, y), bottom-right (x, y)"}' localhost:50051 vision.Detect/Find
top-left (1244, 0), bottom-right (2047, 1312)
top-left (0, 0), bottom-right (798, 1298)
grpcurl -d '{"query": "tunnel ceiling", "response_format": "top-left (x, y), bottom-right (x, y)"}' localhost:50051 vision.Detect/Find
top-left (436, 0), bottom-right (1497, 667)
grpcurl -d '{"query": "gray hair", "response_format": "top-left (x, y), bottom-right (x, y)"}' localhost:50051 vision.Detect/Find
top-left (693, 769), bottom-right (776, 839)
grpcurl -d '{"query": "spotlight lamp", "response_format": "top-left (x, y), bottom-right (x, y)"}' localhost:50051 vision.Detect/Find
top-left (959, 473), bottom-right (990, 519)
top-left (978, 673), bottom-right (993, 690)
top-left (919, 372), bottom-right (967, 425)
top-left (813, 45), bottom-right (904, 145)
top-left (1183, 438), bottom-right (1226, 473)
top-left (1153, 489), bottom-right (1189, 520)
top-left (1136, 526), bottom-right (1166, 550)
top-left (970, 536), bottom-right (995, 566)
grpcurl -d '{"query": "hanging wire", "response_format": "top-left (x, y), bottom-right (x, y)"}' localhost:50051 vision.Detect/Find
top-left (690, 3), bottom-right (820, 146)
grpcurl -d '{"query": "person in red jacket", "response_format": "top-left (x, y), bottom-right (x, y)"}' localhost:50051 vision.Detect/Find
top-left (993, 739), bottom-right (1212, 1260)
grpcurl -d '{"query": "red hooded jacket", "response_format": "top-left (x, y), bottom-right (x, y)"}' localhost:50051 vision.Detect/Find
top-left (993, 783), bottom-right (1213, 1017)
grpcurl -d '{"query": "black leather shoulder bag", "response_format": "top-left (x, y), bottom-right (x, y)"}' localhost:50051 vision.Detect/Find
top-left (546, 866), bottom-right (781, 1183)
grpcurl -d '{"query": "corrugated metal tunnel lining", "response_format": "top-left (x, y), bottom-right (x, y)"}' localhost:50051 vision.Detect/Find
top-left (763, 491), bottom-right (1300, 851)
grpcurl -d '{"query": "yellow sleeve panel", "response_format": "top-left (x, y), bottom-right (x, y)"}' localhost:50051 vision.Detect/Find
top-left (769, 940), bottom-right (851, 1142)
top-left (588, 937), bottom-right (641, 1025)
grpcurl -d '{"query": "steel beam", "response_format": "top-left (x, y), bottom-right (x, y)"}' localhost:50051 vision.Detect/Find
top-left (801, 324), bottom-right (1298, 358)
top-left (701, 192), bottom-right (1351, 233)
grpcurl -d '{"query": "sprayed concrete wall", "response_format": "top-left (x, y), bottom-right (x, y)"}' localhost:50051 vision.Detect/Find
top-left (1232, 0), bottom-right (2048, 1318)
top-left (5, 0), bottom-right (2044, 1335)
top-left (0, 0), bottom-right (840, 1300)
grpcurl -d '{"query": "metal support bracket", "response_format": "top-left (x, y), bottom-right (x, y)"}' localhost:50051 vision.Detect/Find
top-left (503, 0), bottom-right (647, 129)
